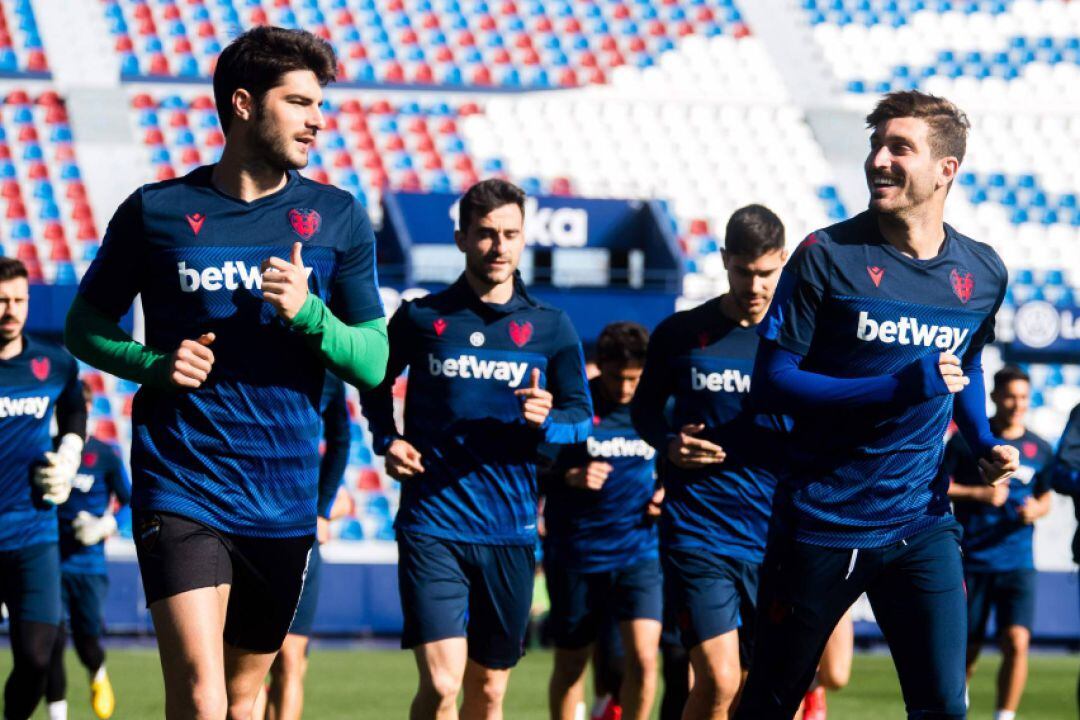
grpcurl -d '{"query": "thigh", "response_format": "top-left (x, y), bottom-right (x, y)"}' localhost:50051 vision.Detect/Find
top-left (736, 536), bottom-right (865, 720)
top-left (993, 569), bottom-right (1036, 633)
top-left (544, 562), bottom-right (601, 650)
top-left (133, 511), bottom-right (234, 607)
top-left (611, 557), bottom-right (663, 625)
top-left (868, 525), bottom-right (967, 719)
top-left (965, 571), bottom-right (993, 644)
top-left (224, 641), bottom-right (278, 719)
top-left (398, 531), bottom-right (470, 649)
top-left (150, 584), bottom-right (231, 705)
top-left (8, 542), bottom-right (62, 626)
top-left (465, 543), bottom-right (535, 670)
top-left (662, 549), bottom-right (747, 651)
top-left (225, 532), bottom-right (314, 653)
top-left (64, 573), bottom-right (107, 638)
top-left (288, 543), bottom-right (323, 638)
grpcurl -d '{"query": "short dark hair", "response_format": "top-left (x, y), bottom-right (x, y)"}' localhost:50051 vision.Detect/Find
top-left (596, 321), bottom-right (649, 366)
top-left (458, 179), bottom-right (526, 233)
top-left (866, 91), bottom-right (970, 163)
top-left (724, 204), bottom-right (785, 258)
top-left (993, 365), bottom-right (1030, 393)
top-left (213, 26), bottom-right (337, 134)
top-left (0, 257), bottom-right (28, 282)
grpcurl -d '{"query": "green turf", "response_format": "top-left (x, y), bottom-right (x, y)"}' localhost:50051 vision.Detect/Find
top-left (4, 648), bottom-right (1076, 718)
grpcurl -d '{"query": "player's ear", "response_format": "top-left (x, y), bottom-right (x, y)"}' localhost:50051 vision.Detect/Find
top-left (939, 156), bottom-right (959, 189)
top-left (454, 229), bottom-right (466, 252)
top-left (232, 88), bottom-right (255, 125)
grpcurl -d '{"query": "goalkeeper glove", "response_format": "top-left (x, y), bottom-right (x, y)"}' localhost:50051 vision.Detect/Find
top-left (33, 433), bottom-right (83, 506)
top-left (73, 511), bottom-right (117, 546)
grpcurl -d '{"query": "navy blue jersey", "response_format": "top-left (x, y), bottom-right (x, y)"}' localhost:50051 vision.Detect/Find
top-left (759, 211), bottom-right (1007, 548)
top-left (318, 373), bottom-right (349, 518)
top-left (77, 166), bottom-right (383, 538)
top-left (1043, 405), bottom-right (1080, 561)
top-left (361, 275), bottom-right (592, 546)
top-left (0, 336), bottom-right (82, 550)
top-left (59, 437), bottom-right (131, 574)
top-left (631, 297), bottom-right (788, 564)
top-left (542, 377), bottom-right (658, 573)
top-left (942, 429), bottom-right (1051, 572)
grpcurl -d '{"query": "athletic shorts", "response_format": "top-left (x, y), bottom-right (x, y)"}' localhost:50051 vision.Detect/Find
top-left (133, 511), bottom-right (314, 653)
top-left (61, 572), bottom-right (108, 638)
top-left (662, 548), bottom-right (759, 663)
top-left (966, 568), bottom-right (1036, 639)
top-left (397, 530), bottom-right (535, 670)
top-left (0, 542), bottom-right (62, 626)
top-left (544, 556), bottom-right (663, 649)
top-left (289, 543), bottom-right (323, 637)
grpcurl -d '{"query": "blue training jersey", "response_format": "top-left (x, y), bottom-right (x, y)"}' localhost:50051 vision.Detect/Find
top-left (361, 274), bottom-right (593, 546)
top-left (0, 335), bottom-right (83, 550)
top-left (759, 211), bottom-right (1007, 548)
top-left (942, 429), bottom-right (1052, 572)
top-left (77, 166), bottom-right (384, 538)
top-left (59, 437), bottom-right (131, 574)
top-left (542, 376), bottom-right (658, 573)
top-left (631, 297), bottom-right (788, 564)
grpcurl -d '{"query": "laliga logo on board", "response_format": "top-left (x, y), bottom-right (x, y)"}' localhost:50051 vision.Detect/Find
top-left (1013, 300), bottom-right (1080, 349)
top-left (449, 198), bottom-right (588, 247)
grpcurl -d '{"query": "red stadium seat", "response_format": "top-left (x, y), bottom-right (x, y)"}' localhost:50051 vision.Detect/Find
top-left (451, 154), bottom-right (474, 172)
top-left (369, 100), bottom-right (393, 114)
top-left (557, 68), bottom-right (578, 86)
top-left (733, 23), bottom-right (751, 38)
top-left (94, 419), bottom-right (118, 442)
top-left (83, 373), bottom-right (105, 394)
top-left (695, 7), bottom-right (714, 21)
top-left (54, 145), bottom-right (75, 162)
top-left (348, 43), bottom-right (367, 59)
top-left (357, 470), bottom-right (382, 491)
top-left (0, 180), bottom-right (18, 198)
top-left (335, 9), bottom-right (355, 26)
top-left (133, 5), bottom-right (152, 19)
top-left (180, 147), bottom-right (201, 164)
top-left (604, 50), bottom-right (625, 66)
top-left (354, 133), bottom-right (376, 151)
top-left (586, 67), bottom-right (606, 83)
top-left (191, 96), bottom-right (215, 110)
top-left (579, 51), bottom-right (598, 68)
top-left (421, 13), bottom-right (440, 29)
top-left (45, 105), bottom-right (68, 123)
top-left (250, 8), bottom-right (268, 24)
top-left (148, 53), bottom-right (170, 75)
top-left (43, 223), bottom-right (63, 241)
top-left (612, 5), bottom-right (630, 19)
top-left (456, 31), bottom-right (476, 46)
top-left (492, 48), bottom-right (511, 64)
top-left (382, 62), bottom-right (405, 82)
top-left (677, 21), bottom-right (695, 36)
top-left (470, 65), bottom-right (492, 85)
top-left (5, 89), bottom-right (29, 104)
top-left (174, 37), bottom-right (193, 54)
top-left (205, 130), bottom-right (225, 146)
top-left (533, 17), bottom-right (553, 32)
top-left (169, 111), bottom-right (189, 128)
top-left (49, 240), bottom-right (71, 262)
top-left (27, 163), bottom-right (48, 180)
top-left (333, 151), bottom-right (353, 169)
top-left (15, 242), bottom-right (36, 260)
top-left (522, 48), bottom-right (540, 65)
top-left (155, 165), bottom-right (176, 181)
top-left (434, 46), bottom-right (454, 62)
top-left (144, 128), bottom-right (165, 145)
top-left (398, 171), bottom-right (421, 191)
top-left (197, 21), bottom-right (215, 38)
top-left (23, 259), bottom-right (43, 283)
top-left (550, 177), bottom-right (573, 195)
top-left (132, 93), bottom-right (154, 109)
top-left (115, 36), bottom-right (134, 52)
top-left (478, 15), bottom-right (496, 31)
top-left (71, 202), bottom-right (93, 222)
top-left (137, 18), bottom-right (157, 36)
top-left (385, 135), bottom-right (406, 151)
top-left (340, 99), bottom-right (363, 114)
top-left (563, 17), bottom-right (581, 33)
top-left (17, 126), bottom-right (38, 142)
top-left (399, 29), bottom-right (418, 45)
top-left (162, 5), bottom-right (180, 20)
top-left (76, 220), bottom-right (97, 240)
top-left (307, 168), bottom-right (329, 184)
top-left (121, 395), bottom-right (133, 417)
top-left (459, 103), bottom-right (481, 116)
top-left (65, 182), bottom-right (86, 200)
top-left (647, 21), bottom-right (666, 36)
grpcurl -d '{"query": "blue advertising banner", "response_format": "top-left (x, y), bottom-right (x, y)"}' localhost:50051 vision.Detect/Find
top-left (1010, 301), bottom-right (1080, 357)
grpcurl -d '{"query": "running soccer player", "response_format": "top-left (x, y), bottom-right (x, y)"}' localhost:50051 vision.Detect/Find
top-left (944, 365), bottom-right (1052, 720)
top-left (253, 372), bottom-right (352, 720)
top-left (64, 27), bottom-right (387, 720)
top-left (543, 321), bottom-right (663, 720)
top-left (44, 380), bottom-right (131, 720)
top-left (0, 257), bottom-right (86, 720)
top-left (737, 91), bottom-right (1019, 720)
top-left (361, 178), bottom-right (593, 720)
top-left (631, 205), bottom-right (790, 720)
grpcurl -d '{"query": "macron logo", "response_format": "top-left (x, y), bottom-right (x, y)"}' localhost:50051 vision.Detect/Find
top-left (691, 367), bottom-right (751, 394)
top-left (428, 353), bottom-right (530, 388)
top-left (856, 311), bottom-right (969, 354)
top-left (177, 261), bottom-right (312, 293)
top-left (0, 395), bottom-right (49, 419)
top-left (587, 436), bottom-right (656, 460)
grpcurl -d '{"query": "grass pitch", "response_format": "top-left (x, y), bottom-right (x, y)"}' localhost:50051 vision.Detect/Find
top-left (6, 647), bottom-right (1076, 718)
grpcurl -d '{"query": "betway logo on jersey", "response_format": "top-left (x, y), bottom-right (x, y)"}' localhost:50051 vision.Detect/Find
top-left (690, 368), bottom-right (751, 393)
top-left (428, 354), bottom-right (530, 388)
top-left (0, 396), bottom-right (49, 419)
top-left (587, 436), bottom-right (656, 460)
top-left (856, 312), bottom-right (969, 354)
top-left (177, 261), bottom-right (312, 292)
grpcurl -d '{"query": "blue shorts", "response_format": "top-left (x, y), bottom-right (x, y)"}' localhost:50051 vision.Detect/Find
top-left (662, 548), bottom-right (759, 661)
top-left (544, 556), bottom-right (663, 649)
top-left (738, 521), bottom-right (967, 720)
top-left (966, 568), bottom-right (1036, 639)
top-left (289, 544), bottom-right (323, 637)
top-left (0, 542), bottom-right (62, 626)
top-left (61, 572), bottom-right (108, 638)
top-left (398, 530), bottom-right (535, 670)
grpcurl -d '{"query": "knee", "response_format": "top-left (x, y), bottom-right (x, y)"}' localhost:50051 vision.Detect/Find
top-left (270, 649), bottom-right (307, 683)
top-left (625, 649), bottom-right (659, 683)
top-left (467, 672), bottom-right (508, 708)
top-left (186, 688), bottom-right (229, 720)
top-left (422, 668), bottom-right (463, 706)
top-left (696, 662), bottom-right (740, 703)
top-left (551, 652), bottom-right (589, 686)
top-left (1001, 627), bottom-right (1030, 656)
top-left (817, 662), bottom-right (851, 691)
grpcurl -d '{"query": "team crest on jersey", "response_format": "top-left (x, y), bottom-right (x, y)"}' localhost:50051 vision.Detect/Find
top-left (469, 332), bottom-right (485, 347)
top-left (508, 320), bottom-right (533, 348)
top-left (30, 356), bottom-right (49, 381)
top-left (1022, 441), bottom-right (1038, 459)
top-left (433, 318), bottom-right (447, 336)
top-left (950, 268), bottom-right (974, 304)
top-left (82, 451), bottom-right (98, 469)
top-left (867, 265), bottom-right (885, 288)
top-left (185, 213), bottom-right (205, 236)
top-left (288, 208), bottom-right (321, 240)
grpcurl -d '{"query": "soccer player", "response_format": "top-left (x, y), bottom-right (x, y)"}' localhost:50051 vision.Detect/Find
top-left (63, 27), bottom-right (387, 720)
top-left (361, 178), bottom-right (593, 720)
top-left (631, 205), bottom-right (790, 719)
top-left (944, 365), bottom-right (1052, 720)
top-left (543, 321), bottom-right (663, 720)
top-left (737, 91), bottom-right (1019, 720)
top-left (44, 380), bottom-right (132, 720)
top-left (0, 257), bottom-right (86, 720)
top-left (254, 372), bottom-right (352, 720)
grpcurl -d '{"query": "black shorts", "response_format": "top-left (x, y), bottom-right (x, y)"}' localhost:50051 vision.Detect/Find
top-left (134, 511), bottom-right (314, 653)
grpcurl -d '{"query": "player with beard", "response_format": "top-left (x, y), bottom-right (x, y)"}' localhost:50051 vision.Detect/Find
top-left (65, 27), bottom-right (387, 720)
top-left (738, 91), bottom-right (1018, 720)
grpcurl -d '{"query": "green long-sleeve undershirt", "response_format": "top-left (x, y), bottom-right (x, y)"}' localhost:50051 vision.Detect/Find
top-left (64, 293), bottom-right (389, 392)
